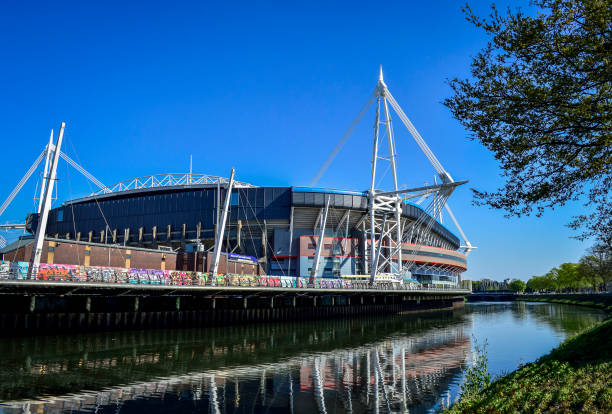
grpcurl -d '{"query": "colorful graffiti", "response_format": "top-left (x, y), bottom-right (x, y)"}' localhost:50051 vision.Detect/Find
top-left (0, 260), bottom-right (430, 290)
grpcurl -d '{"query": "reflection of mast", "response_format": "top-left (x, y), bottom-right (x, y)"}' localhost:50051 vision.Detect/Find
top-left (209, 374), bottom-right (220, 414)
top-left (373, 350), bottom-right (379, 414)
top-left (366, 351), bottom-right (371, 405)
top-left (313, 357), bottom-right (327, 414)
top-left (260, 369), bottom-right (266, 406)
top-left (374, 348), bottom-right (391, 413)
top-left (234, 378), bottom-right (239, 408)
top-left (342, 354), bottom-right (353, 414)
top-left (401, 347), bottom-right (407, 412)
top-left (288, 372), bottom-right (294, 414)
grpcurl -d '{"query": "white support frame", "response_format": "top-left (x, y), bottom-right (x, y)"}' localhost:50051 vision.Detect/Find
top-left (362, 68), bottom-right (471, 283)
top-left (37, 130), bottom-right (54, 213)
top-left (310, 196), bottom-right (331, 283)
top-left (287, 206), bottom-right (294, 275)
top-left (29, 123), bottom-right (65, 278)
top-left (210, 168), bottom-right (236, 280)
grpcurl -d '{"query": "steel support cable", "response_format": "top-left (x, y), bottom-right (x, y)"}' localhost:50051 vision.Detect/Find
top-left (64, 134), bottom-right (128, 263)
top-left (386, 91), bottom-right (443, 173)
top-left (0, 150), bottom-right (46, 217)
top-left (444, 203), bottom-right (472, 251)
top-left (240, 193), bottom-right (263, 274)
top-left (61, 153), bottom-right (104, 189)
top-left (401, 191), bottom-right (450, 272)
top-left (385, 91), bottom-right (446, 176)
top-left (59, 151), bottom-right (106, 190)
top-left (63, 161), bottom-right (81, 266)
top-left (309, 92), bottom-right (377, 186)
top-left (242, 190), bottom-right (287, 277)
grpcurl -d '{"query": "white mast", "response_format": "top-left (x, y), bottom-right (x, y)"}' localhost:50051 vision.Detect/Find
top-left (37, 129), bottom-right (54, 213)
top-left (310, 195), bottom-right (331, 284)
top-left (210, 168), bottom-right (235, 280)
top-left (367, 67), bottom-right (403, 282)
top-left (29, 123), bottom-right (65, 278)
top-left (310, 67), bottom-right (474, 283)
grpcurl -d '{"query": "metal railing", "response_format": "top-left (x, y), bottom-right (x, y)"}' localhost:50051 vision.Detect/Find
top-left (0, 271), bottom-right (467, 293)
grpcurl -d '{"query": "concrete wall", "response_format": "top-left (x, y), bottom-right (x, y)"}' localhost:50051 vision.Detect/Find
top-left (0, 292), bottom-right (465, 334)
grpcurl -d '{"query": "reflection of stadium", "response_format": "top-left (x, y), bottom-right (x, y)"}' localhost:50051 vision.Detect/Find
top-left (0, 315), bottom-right (469, 413)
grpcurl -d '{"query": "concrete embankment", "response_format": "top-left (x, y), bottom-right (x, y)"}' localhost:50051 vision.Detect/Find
top-left (0, 281), bottom-right (467, 335)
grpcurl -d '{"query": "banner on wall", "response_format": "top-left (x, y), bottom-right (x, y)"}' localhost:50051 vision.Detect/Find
top-left (227, 253), bottom-right (258, 264)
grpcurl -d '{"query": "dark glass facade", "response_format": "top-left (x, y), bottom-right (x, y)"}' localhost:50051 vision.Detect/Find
top-left (29, 186), bottom-right (459, 252)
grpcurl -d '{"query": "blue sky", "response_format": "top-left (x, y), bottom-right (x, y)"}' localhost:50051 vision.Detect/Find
top-left (0, 1), bottom-right (593, 280)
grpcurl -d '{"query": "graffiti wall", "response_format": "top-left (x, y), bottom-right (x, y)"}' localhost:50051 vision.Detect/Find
top-left (0, 260), bottom-right (366, 289)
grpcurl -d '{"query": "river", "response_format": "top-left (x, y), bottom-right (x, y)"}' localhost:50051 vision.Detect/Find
top-left (0, 302), bottom-right (606, 413)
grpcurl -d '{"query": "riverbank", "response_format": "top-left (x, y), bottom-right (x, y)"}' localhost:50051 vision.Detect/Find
top-left (446, 316), bottom-right (612, 413)
top-left (517, 293), bottom-right (612, 312)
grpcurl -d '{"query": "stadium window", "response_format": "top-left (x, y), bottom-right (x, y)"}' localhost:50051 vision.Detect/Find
top-left (308, 243), bottom-right (316, 249)
top-left (230, 192), bottom-right (239, 206)
top-left (57, 209), bottom-right (64, 221)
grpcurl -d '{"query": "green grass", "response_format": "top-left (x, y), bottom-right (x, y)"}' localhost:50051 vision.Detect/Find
top-left (445, 318), bottom-right (612, 413)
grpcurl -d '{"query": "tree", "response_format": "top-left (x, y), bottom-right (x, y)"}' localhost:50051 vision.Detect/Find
top-left (582, 241), bottom-right (612, 289)
top-left (556, 262), bottom-right (588, 291)
top-left (527, 276), bottom-right (549, 292)
top-left (509, 278), bottom-right (526, 293)
top-left (577, 258), bottom-right (603, 290)
top-left (445, 0), bottom-right (612, 242)
top-left (543, 270), bottom-right (560, 291)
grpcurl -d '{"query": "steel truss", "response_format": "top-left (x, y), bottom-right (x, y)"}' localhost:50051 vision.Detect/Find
top-left (88, 173), bottom-right (256, 197)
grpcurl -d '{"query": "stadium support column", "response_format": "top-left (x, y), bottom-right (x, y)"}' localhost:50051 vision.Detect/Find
top-left (382, 97), bottom-right (402, 273)
top-left (261, 221), bottom-right (268, 273)
top-left (369, 97), bottom-right (381, 283)
top-left (362, 221), bottom-right (368, 274)
top-left (310, 196), bottom-right (330, 285)
top-left (215, 181), bottom-right (221, 247)
top-left (210, 168), bottom-right (235, 280)
top-left (236, 220), bottom-right (242, 251)
top-left (29, 123), bottom-right (65, 278)
top-left (371, 215), bottom-right (387, 285)
top-left (287, 207), bottom-right (294, 275)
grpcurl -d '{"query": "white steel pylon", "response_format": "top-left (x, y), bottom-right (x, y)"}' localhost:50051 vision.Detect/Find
top-left (312, 67), bottom-right (476, 279)
top-left (367, 67), bottom-right (403, 282)
top-left (365, 67), bottom-right (468, 282)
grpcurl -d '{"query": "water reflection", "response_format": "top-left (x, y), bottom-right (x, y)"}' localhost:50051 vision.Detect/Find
top-left (0, 302), bottom-right (606, 414)
top-left (0, 312), bottom-right (469, 413)
top-left (522, 301), bottom-right (605, 334)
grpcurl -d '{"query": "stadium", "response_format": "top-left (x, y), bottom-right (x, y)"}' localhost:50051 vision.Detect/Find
top-left (2, 69), bottom-right (471, 287)
top-left (17, 172), bottom-right (467, 286)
